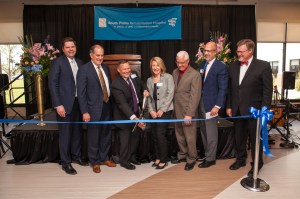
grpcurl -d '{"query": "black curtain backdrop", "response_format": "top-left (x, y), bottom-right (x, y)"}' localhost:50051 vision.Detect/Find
top-left (23, 4), bottom-right (256, 114)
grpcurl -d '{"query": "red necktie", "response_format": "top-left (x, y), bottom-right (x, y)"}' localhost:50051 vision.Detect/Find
top-left (240, 61), bottom-right (249, 66)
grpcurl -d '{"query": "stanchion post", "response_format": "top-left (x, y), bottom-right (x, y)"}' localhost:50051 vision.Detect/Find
top-left (240, 118), bottom-right (270, 192)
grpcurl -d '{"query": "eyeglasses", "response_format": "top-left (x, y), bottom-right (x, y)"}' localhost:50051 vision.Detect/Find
top-left (175, 60), bottom-right (188, 65)
top-left (236, 50), bottom-right (248, 54)
top-left (203, 49), bottom-right (216, 53)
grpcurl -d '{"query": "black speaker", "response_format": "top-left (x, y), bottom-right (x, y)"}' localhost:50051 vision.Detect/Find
top-left (282, 71), bottom-right (296, 90)
top-left (0, 74), bottom-right (9, 90)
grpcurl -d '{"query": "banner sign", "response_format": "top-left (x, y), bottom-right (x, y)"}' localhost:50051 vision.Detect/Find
top-left (94, 6), bottom-right (182, 41)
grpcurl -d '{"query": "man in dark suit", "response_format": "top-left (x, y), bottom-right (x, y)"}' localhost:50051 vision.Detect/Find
top-left (171, 51), bottom-right (201, 171)
top-left (77, 44), bottom-right (116, 173)
top-left (48, 37), bottom-right (87, 175)
top-left (111, 60), bottom-right (149, 170)
top-left (198, 42), bottom-right (228, 168)
top-left (226, 39), bottom-right (273, 177)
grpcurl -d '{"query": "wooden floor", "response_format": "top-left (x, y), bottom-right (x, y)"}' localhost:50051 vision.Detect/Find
top-left (0, 120), bottom-right (299, 199)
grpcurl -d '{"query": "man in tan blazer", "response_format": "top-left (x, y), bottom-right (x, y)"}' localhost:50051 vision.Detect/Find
top-left (171, 51), bottom-right (202, 171)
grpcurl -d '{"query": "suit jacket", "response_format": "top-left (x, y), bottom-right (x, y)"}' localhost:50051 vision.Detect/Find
top-left (48, 54), bottom-right (84, 114)
top-left (172, 66), bottom-right (202, 118)
top-left (76, 61), bottom-right (112, 121)
top-left (147, 73), bottom-right (174, 113)
top-left (111, 71), bottom-right (146, 129)
top-left (227, 58), bottom-right (273, 116)
top-left (198, 60), bottom-right (228, 112)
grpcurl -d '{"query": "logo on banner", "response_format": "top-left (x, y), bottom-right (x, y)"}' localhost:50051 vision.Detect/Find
top-left (94, 6), bottom-right (182, 40)
top-left (168, 18), bottom-right (177, 27)
top-left (99, 18), bottom-right (107, 28)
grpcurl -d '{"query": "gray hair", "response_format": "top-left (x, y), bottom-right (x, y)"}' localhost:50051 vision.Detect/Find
top-left (176, 51), bottom-right (189, 60)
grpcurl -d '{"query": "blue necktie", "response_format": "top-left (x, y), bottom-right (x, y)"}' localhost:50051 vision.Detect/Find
top-left (203, 61), bottom-right (208, 82)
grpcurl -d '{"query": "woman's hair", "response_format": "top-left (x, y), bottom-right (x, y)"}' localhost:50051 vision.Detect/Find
top-left (149, 56), bottom-right (166, 75)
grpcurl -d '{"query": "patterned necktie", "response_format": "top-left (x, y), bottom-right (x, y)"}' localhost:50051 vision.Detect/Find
top-left (70, 60), bottom-right (78, 81)
top-left (70, 60), bottom-right (78, 96)
top-left (97, 66), bottom-right (109, 103)
top-left (127, 79), bottom-right (138, 114)
top-left (203, 61), bottom-right (208, 83)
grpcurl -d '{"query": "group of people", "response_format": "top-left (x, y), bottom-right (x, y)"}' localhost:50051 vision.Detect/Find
top-left (48, 37), bottom-right (273, 178)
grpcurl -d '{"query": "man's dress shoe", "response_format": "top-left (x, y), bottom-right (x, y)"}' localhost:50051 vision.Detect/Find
top-left (184, 162), bottom-right (195, 171)
top-left (130, 159), bottom-right (141, 165)
top-left (120, 163), bottom-right (136, 170)
top-left (198, 160), bottom-right (216, 168)
top-left (62, 164), bottom-right (77, 175)
top-left (100, 160), bottom-right (117, 167)
top-left (152, 162), bottom-right (160, 167)
top-left (229, 161), bottom-right (246, 170)
top-left (92, 165), bottom-right (101, 173)
top-left (156, 163), bottom-right (168, 170)
top-left (73, 158), bottom-right (89, 166)
top-left (171, 158), bottom-right (186, 164)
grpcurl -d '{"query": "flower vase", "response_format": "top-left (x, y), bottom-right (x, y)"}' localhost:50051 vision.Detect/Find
top-left (35, 73), bottom-right (46, 126)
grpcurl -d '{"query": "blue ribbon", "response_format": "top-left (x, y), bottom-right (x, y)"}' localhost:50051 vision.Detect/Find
top-left (0, 115), bottom-right (253, 125)
top-left (249, 106), bottom-right (274, 157)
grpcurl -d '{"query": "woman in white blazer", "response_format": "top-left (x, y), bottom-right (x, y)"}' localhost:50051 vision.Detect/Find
top-left (147, 57), bottom-right (174, 169)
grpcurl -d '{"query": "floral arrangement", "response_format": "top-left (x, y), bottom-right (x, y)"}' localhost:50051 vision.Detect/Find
top-left (18, 35), bottom-right (59, 76)
top-left (195, 31), bottom-right (234, 65)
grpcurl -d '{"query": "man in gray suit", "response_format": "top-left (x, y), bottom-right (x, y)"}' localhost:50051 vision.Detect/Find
top-left (197, 42), bottom-right (229, 168)
top-left (171, 51), bottom-right (202, 171)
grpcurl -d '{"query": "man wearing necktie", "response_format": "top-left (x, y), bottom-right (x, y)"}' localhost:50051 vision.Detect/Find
top-left (226, 39), bottom-right (272, 177)
top-left (49, 37), bottom-right (87, 175)
top-left (197, 42), bottom-right (229, 168)
top-left (77, 44), bottom-right (116, 173)
top-left (111, 60), bottom-right (149, 170)
top-left (171, 51), bottom-right (201, 171)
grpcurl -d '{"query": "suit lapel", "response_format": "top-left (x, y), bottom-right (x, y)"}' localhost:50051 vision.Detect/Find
top-left (205, 61), bottom-right (217, 82)
top-left (90, 62), bottom-right (101, 87)
top-left (63, 55), bottom-right (75, 83)
top-left (240, 59), bottom-right (257, 86)
top-left (178, 66), bottom-right (191, 86)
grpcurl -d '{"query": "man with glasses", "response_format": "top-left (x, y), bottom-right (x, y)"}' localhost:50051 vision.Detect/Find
top-left (226, 39), bottom-right (272, 177)
top-left (197, 41), bottom-right (228, 168)
top-left (171, 51), bottom-right (201, 171)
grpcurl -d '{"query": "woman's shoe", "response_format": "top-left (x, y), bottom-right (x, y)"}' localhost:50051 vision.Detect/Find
top-left (152, 160), bottom-right (160, 167)
top-left (156, 162), bottom-right (168, 169)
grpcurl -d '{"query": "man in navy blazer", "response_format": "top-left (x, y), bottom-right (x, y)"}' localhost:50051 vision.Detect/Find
top-left (77, 44), bottom-right (116, 173)
top-left (48, 37), bottom-right (87, 175)
top-left (197, 42), bottom-right (228, 168)
top-left (226, 39), bottom-right (272, 177)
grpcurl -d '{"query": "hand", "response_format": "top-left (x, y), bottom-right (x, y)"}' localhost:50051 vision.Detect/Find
top-left (210, 107), bottom-right (219, 116)
top-left (157, 110), bottom-right (164, 118)
top-left (143, 90), bottom-right (150, 97)
top-left (138, 122), bottom-right (146, 130)
top-left (150, 111), bottom-right (158, 119)
top-left (226, 108), bottom-right (232, 117)
top-left (83, 112), bottom-right (90, 122)
top-left (56, 105), bottom-right (66, 118)
top-left (183, 116), bottom-right (192, 126)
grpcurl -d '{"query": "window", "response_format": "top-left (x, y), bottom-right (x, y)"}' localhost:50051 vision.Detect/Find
top-left (0, 44), bottom-right (25, 104)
